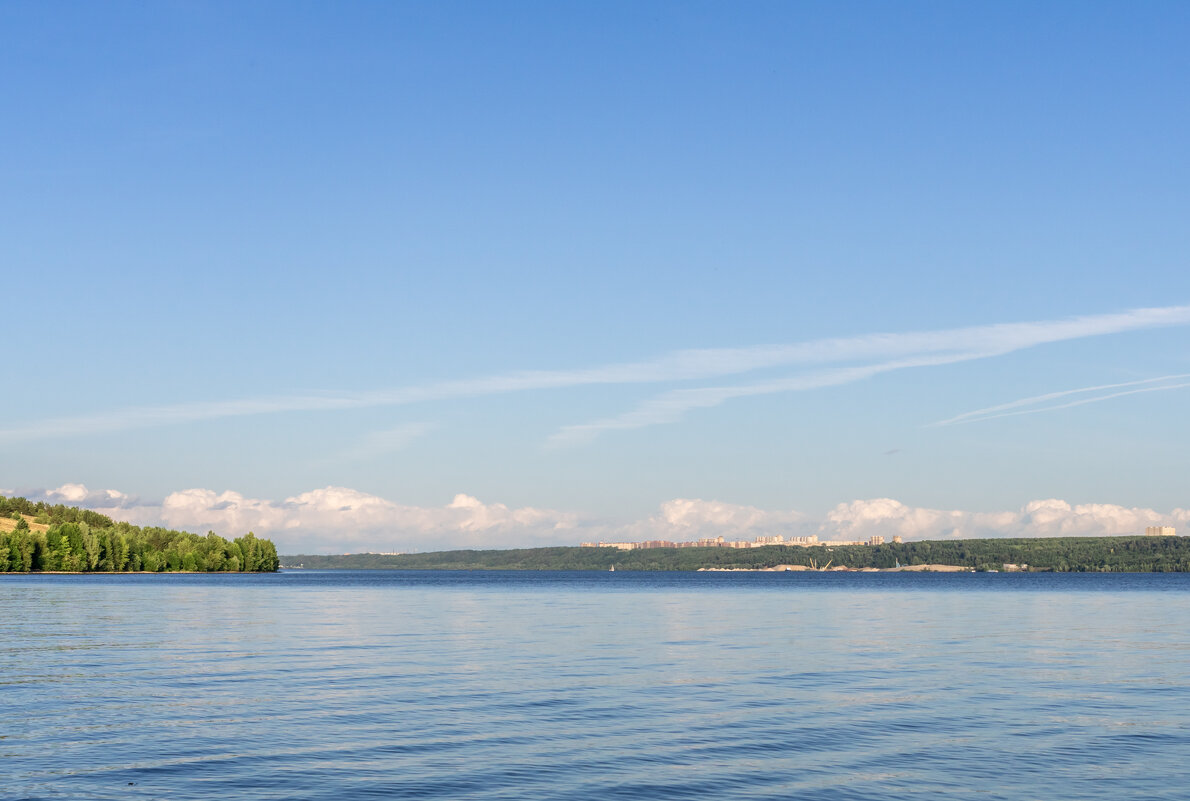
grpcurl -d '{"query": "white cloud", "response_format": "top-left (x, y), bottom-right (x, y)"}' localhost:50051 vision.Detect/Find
top-left (154, 488), bottom-right (292, 534)
top-left (2, 303), bottom-right (1188, 443)
top-left (11, 483), bottom-right (1189, 552)
top-left (124, 485), bottom-right (578, 552)
top-left (823, 498), bottom-right (1190, 540)
top-left (621, 498), bottom-right (808, 541)
top-left (40, 483), bottom-right (138, 509)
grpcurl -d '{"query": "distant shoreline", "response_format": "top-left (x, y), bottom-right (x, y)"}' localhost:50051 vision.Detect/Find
top-left (282, 534), bottom-right (1190, 573)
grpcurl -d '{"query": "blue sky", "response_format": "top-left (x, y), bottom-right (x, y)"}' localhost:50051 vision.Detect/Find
top-left (3, 2), bottom-right (1189, 550)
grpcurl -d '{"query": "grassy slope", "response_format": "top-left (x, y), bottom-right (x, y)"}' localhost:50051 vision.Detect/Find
top-left (0, 515), bottom-right (49, 534)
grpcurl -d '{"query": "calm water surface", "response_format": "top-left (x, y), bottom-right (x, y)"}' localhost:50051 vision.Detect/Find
top-left (3, 570), bottom-right (1189, 800)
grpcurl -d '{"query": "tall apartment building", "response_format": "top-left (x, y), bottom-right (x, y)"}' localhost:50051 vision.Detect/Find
top-left (1145, 526), bottom-right (1176, 537)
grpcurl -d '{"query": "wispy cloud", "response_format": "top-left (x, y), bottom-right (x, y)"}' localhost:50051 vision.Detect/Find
top-left (547, 350), bottom-right (994, 447)
top-left (545, 305), bottom-right (1190, 445)
top-left (930, 373), bottom-right (1190, 427)
top-left (318, 422), bottom-right (438, 465)
top-left (2, 303), bottom-right (1188, 443)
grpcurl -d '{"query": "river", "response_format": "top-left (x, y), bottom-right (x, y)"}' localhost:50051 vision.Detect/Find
top-left (3, 570), bottom-right (1188, 799)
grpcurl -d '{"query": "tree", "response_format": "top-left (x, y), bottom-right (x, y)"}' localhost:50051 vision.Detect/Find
top-left (15, 534), bottom-right (33, 572)
top-left (112, 534), bottom-right (129, 571)
top-left (205, 549), bottom-right (225, 572)
top-left (0, 495), bottom-right (279, 573)
top-left (82, 531), bottom-right (101, 571)
top-left (30, 535), bottom-right (47, 571)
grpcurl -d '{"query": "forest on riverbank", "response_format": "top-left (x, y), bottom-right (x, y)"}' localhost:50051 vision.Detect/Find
top-left (283, 534), bottom-right (1190, 572)
top-left (0, 495), bottom-right (278, 573)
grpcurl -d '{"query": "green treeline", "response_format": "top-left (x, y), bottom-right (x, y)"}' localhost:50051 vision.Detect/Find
top-left (0, 495), bottom-right (279, 573)
top-left (283, 534), bottom-right (1190, 572)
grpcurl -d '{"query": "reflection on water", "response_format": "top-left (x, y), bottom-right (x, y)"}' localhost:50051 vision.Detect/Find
top-left (3, 571), bottom-right (1190, 800)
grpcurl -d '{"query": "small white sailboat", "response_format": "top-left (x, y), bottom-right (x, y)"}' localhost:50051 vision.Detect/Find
top-left (609, 565), bottom-right (615, 572)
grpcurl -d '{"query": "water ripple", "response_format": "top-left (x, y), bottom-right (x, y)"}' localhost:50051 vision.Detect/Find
top-left (4, 571), bottom-right (1190, 800)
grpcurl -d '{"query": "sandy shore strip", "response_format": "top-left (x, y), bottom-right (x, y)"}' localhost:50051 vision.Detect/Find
top-left (698, 564), bottom-right (974, 572)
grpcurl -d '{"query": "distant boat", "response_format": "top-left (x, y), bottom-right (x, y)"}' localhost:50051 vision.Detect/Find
top-left (609, 565), bottom-right (615, 572)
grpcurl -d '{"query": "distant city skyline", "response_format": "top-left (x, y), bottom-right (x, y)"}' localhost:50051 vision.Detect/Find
top-left (3, 3), bottom-right (1188, 552)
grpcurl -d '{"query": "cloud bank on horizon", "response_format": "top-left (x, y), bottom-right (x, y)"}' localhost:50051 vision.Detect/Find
top-left (2, 303), bottom-right (1189, 446)
top-left (14, 483), bottom-right (1188, 555)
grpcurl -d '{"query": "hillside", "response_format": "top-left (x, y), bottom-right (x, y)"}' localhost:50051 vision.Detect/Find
top-left (283, 534), bottom-right (1190, 573)
top-left (0, 495), bottom-right (279, 573)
